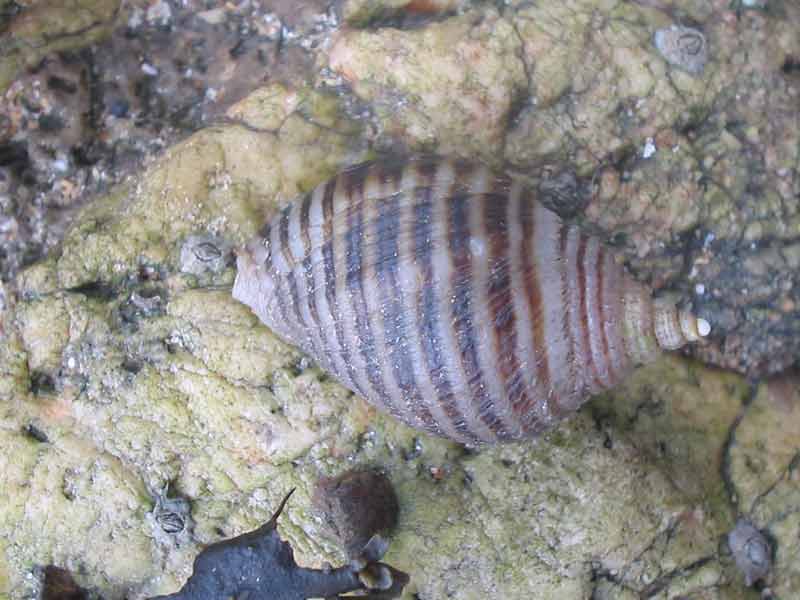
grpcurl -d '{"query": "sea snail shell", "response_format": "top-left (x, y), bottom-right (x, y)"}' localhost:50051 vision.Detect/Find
top-left (233, 156), bottom-right (710, 444)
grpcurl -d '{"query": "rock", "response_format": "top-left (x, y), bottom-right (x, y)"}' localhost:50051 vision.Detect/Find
top-left (0, 0), bottom-right (121, 95)
top-left (337, 0), bottom-right (468, 26)
top-left (653, 25), bottom-right (708, 75)
top-left (328, 7), bottom-right (527, 162)
top-left (0, 83), bottom-right (369, 598)
top-left (40, 565), bottom-right (94, 600)
top-left (0, 185), bottom-right (769, 600)
top-left (1, 0), bottom-right (800, 598)
top-left (149, 490), bottom-right (409, 600)
top-left (726, 374), bottom-right (800, 597)
top-left (326, 0), bottom-right (800, 376)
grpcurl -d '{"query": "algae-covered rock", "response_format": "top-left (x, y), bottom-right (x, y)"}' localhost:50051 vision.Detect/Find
top-left (0, 0), bottom-right (121, 94)
top-left (0, 83), bottom-right (371, 598)
top-left (326, 0), bottom-right (800, 377)
top-left (328, 7), bottom-right (527, 162)
top-left (726, 375), bottom-right (800, 596)
top-left (0, 79), bottom-right (775, 599)
top-left (1, 1), bottom-right (799, 598)
top-left (337, 0), bottom-right (469, 26)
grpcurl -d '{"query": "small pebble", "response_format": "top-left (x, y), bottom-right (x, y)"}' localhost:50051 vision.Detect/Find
top-left (654, 25), bottom-right (707, 75)
top-left (312, 469), bottom-right (399, 559)
top-left (197, 8), bottom-right (226, 25)
top-left (146, 0), bottom-right (173, 26)
top-left (728, 519), bottom-right (771, 586)
top-left (52, 158), bottom-right (69, 173)
top-left (40, 566), bottom-right (89, 600)
top-left (108, 99), bottom-right (130, 118)
top-left (179, 234), bottom-right (232, 276)
top-left (141, 63), bottom-right (159, 77)
top-left (642, 137), bottom-right (656, 159)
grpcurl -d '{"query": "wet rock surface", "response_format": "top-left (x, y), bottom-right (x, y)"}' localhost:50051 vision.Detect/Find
top-left (0, 0), bottom-right (332, 284)
top-left (1, 1), bottom-right (799, 599)
top-left (326, 0), bottom-right (800, 377)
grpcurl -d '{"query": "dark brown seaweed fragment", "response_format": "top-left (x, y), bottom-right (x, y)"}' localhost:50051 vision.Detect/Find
top-left (150, 490), bottom-right (409, 600)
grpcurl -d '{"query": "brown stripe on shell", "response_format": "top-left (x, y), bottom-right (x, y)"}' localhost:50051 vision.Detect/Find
top-left (410, 160), bottom-right (481, 442)
top-left (298, 188), bottom-right (332, 373)
top-left (485, 190), bottom-right (533, 437)
top-left (469, 169), bottom-right (521, 439)
top-left (321, 177), bottom-right (337, 314)
top-left (393, 159), bottom-right (465, 439)
top-left (576, 233), bottom-right (600, 393)
top-left (448, 191), bottom-right (510, 440)
top-left (299, 191), bottom-right (313, 253)
top-left (600, 245), bottom-right (626, 385)
top-left (594, 243), bottom-right (613, 387)
top-left (421, 160), bottom-right (492, 441)
top-left (507, 183), bottom-right (552, 435)
top-left (583, 236), bottom-right (610, 391)
top-left (278, 203), bottom-right (312, 351)
top-left (309, 178), bottom-right (358, 389)
top-left (267, 207), bottom-right (295, 332)
top-left (372, 189), bottom-right (438, 433)
top-left (532, 201), bottom-right (572, 427)
top-left (286, 192), bottom-right (326, 362)
top-left (342, 166), bottom-right (398, 417)
top-left (519, 196), bottom-right (553, 426)
top-left (322, 176), bottom-right (369, 398)
top-left (558, 224), bottom-right (579, 410)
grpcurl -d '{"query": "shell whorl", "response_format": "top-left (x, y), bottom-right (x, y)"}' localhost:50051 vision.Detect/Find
top-left (619, 280), bottom-right (710, 365)
top-left (233, 156), bottom-right (708, 444)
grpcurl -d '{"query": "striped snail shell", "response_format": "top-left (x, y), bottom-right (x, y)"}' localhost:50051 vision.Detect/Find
top-left (233, 156), bottom-right (710, 444)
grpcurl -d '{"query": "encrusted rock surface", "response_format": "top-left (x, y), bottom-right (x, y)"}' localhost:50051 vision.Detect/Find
top-left (327, 0), bottom-right (800, 377)
top-left (336, 0), bottom-right (469, 26)
top-left (0, 0), bottom-right (121, 94)
top-left (1, 1), bottom-right (799, 598)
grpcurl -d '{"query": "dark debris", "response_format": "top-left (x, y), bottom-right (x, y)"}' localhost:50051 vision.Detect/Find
top-left (312, 469), bottom-right (399, 559)
top-left (150, 490), bottom-right (408, 600)
top-left (39, 565), bottom-right (97, 600)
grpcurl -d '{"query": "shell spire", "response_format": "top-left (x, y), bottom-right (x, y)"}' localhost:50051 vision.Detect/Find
top-left (620, 277), bottom-right (710, 365)
top-left (653, 299), bottom-right (711, 350)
